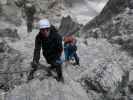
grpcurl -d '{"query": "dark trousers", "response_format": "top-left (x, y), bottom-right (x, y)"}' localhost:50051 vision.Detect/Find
top-left (73, 52), bottom-right (79, 65)
top-left (26, 17), bottom-right (33, 33)
top-left (64, 43), bottom-right (79, 65)
top-left (50, 63), bottom-right (63, 81)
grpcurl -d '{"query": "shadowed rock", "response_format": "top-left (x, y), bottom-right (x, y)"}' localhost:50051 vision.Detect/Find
top-left (0, 28), bottom-right (20, 39)
top-left (82, 0), bottom-right (128, 32)
top-left (0, 40), bottom-right (24, 91)
top-left (58, 16), bottom-right (80, 36)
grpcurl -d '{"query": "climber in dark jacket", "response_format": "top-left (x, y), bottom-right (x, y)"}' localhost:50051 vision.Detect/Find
top-left (28, 19), bottom-right (64, 82)
top-left (24, 2), bottom-right (36, 32)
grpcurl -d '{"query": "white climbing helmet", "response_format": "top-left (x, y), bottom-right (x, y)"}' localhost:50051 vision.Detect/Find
top-left (38, 19), bottom-right (50, 29)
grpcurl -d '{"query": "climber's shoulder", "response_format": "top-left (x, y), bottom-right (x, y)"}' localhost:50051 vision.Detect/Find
top-left (50, 25), bottom-right (62, 40)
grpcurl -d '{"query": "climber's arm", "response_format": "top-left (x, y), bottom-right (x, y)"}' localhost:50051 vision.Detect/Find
top-left (33, 35), bottom-right (41, 64)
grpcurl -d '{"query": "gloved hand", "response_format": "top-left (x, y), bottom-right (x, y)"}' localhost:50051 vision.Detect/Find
top-left (28, 61), bottom-right (39, 81)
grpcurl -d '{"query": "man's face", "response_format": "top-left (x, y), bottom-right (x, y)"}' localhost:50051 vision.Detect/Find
top-left (40, 28), bottom-right (50, 38)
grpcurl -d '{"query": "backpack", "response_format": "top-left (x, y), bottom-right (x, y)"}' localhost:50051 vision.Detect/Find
top-left (64, 35), bottom-right (75, 43)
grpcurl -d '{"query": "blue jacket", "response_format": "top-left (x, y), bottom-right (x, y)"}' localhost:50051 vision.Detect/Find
top-left (64, 43), bottom-right (77, 60)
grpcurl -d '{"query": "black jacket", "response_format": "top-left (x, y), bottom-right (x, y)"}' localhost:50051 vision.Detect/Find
top-left (33, 26), bottom-right (63, 64)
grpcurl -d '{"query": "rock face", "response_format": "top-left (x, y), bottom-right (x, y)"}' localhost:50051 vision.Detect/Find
top-left (82, 8), bottom-right (133, 56)
top-left (0, 0), bottom-right (22, 25)
top-left (63, 0), bottom-right (108, 24)
top-left (58, 16), bottom-right (80, 36)
top-left (77, 39), bottom-right (133, 100)
top-left (0, 39), bottom-right (25, 91)
top-left (6, 79), bottom-right (89, 100)
top-left (82, 0), bottom-right (128, 32)
top-left (0, 0), bottom-right (64, 26)
top-left (2, 36), bottom-right (133, 100)
top-left (0, 0), bottom-right (108, 26)
top-left (81, 0), bottom-right (133, 58)
top-left (0, 28), bottom-right (20, 39)
top-left (0, 0), bottom-right (133, 100)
